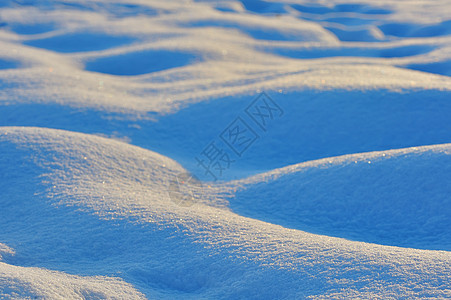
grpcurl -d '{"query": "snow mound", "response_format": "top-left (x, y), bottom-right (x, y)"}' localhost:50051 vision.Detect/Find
top-left (1, 89), bottom-right (450, 181)
top-left (0, 126), bottom-right (197, 215)
top-left (0, 260), bottom-right (145, 299)
top-left (0, 0), bottom-right (450, 114)
top-left (1, 127), bottom-right (450, 298)
top-left (228, 144), bottom-right (451, 250)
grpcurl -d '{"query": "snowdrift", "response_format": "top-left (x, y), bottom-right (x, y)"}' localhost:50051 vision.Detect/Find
top-left (1, 127), bottom-right (450, 298)
top-left (229, 144), bottom-right (451, 250)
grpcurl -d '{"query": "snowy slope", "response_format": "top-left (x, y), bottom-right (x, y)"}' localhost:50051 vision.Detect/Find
top-left (1, 127), bottom-right (451, 299)
top-left (228, 144), bottom-right (451, 251)
top-left (0, 260), bottom-right (145, 300)
top-left (0, 0), bottom-right (450, 298)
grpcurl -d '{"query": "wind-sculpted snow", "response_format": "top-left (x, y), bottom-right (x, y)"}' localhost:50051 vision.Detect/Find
top-left (0, 0), bottom-right (450, 113)
top-left (1, 0), bottom-right (450, 298)
top-left (0, 127), bottom-right (451, 299)
top-left (0, 89), bottom-right (450, 180)
top-left (0, 262), bottom-right (146, 299)
top-left (228, 145), bottom-right (451, 251)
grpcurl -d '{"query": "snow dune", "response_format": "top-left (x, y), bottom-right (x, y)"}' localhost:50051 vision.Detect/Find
top-left (1, 89), bottom-right (450, 180)
top-left (0, 0), bottom-right (450, 298)
top-left (1, 127), bottom-right (451, 299)
top-left (228, 144), bottom-right (451, 251)
top-left (0, 260), bottom-right (145, 300)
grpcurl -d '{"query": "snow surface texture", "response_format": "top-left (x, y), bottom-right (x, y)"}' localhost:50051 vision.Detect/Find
top-left (0, 0), bottom-right (450, 299)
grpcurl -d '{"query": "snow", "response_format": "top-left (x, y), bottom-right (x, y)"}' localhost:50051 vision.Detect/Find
top-left (1, 127), bottom-right (451, 299)
top-left (0, 0), bottom-right (450, 298)
top-left (228, 144), bottom-right (451, 251)
top-left (0, 262), bottom-right (146, 299)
